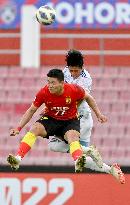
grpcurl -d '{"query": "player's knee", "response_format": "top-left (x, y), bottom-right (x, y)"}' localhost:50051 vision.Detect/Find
top-left (30, 122), bottom-right (47, 137)
top-left (48, 141), bottom-right (57, 152)
top-left (65, 130), bottom-right (80, 144)
top-left (48, 138), bottom-right (69, 153)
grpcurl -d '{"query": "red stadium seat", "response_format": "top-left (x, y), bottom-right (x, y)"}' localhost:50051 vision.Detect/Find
top-left (103, 66), bottom-right (119, 78)
top-left (0, 67), bottom-right (8, 78)
top-left (103, 90), bottom-right (118, 102)
top-left (119, 90), bottom-right (130, 101)
top-left (88, 66), bottom-right (103, 78)
top-left (98, 102), bottom-right (111, 113)
top-left (98, 147), bottom-right (111, 159)
top-left (107, 113), bottom-right (119, 124)
top-left (0, 78), bottom-right (6, 88)
top-left (6, 90), bottom-right (22, 103)
top-left (119, 115), bottom-right (130, 125)
top-left (22, 90), bottom-right (36, 102)
top-left (0, 90), bottom-right (7, 103)
top-left (98, 78), bottom-right (113, 89)
top-left (118, 137), bottom-right (130, 147)
top-left (24, 68), bottom-right (40, 78)
top-left (20, 78), bottom-right (35, 88)
top-left (8, 67), bottom-right (23, 78)
top-left (111, 102), bottom-right (126, 113)
top-left (113, 78), bottom-right (127, 90)
top-left (0, 66), bottom-right (129, 166)
top-left (109, 125), bottom-right (125, 136)
top-left (110, 148), bottom-right (125, 159)
top-left (92, 90), bottom-right (103, 101)
top-left (93, 125), bottom-right (109, 137)
top-left (102, 136), bottom-right (117, 147)
top-left (119, 67), bottom-right (130, 77)
top-left (5, 78), bottom-right (20, 90)
top-left (0, 125), bottom-right (9, 135)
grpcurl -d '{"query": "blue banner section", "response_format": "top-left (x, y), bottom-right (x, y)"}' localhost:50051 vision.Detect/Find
top-left (0, 0), bottom-right (130, 29)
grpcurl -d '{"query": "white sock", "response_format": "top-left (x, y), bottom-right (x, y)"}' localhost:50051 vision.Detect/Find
top-left (16, 155), bottom-right (22, 162)
top-left (82, 146), bottom-right (91, 153)
top-left (85, 157), bottom-right (111, 173)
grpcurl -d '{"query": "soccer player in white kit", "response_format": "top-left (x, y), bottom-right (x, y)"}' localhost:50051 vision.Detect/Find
top-left (48, 50), bottom-right (125, 184)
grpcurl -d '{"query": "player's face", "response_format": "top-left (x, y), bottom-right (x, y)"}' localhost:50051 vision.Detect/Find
top-left (47, 77), bottom-right (64, 94)
top-left (69, 66), bottom-right (82, 79)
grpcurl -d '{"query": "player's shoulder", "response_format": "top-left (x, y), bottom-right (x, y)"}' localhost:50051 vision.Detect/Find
top-left (65, 83), bottom-right (76, 89)
top-left (81, 69), bottom-right (92, 79)
top-left (65, 83), bottom-right (83, 92)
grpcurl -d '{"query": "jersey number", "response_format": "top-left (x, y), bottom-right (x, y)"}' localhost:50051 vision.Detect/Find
top-left (0, 177), bottom-right (73, 205)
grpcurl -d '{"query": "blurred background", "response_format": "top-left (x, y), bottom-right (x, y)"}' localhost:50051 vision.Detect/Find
top-left (0, 1), bottom-right (130, 204)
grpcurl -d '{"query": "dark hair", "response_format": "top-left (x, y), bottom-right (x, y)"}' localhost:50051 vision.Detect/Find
top-left (47, 69), bottom-right (64, 81)
top-left (65, 49), bottom-right (84, 68)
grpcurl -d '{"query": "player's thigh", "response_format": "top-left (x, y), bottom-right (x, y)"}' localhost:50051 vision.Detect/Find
top-left (80, 114), bottom-right (93, 134)
top-left (30, 122), bottom-right (47, 137)
top-left (63, 119), bottom-right (80, 143)
top-left (36, 115), bottom-right (60, 138)
top-left (48, 136), bottom-right (69, 153)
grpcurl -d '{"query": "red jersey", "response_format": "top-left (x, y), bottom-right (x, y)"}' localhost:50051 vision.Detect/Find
top-left (33, 83), bottom-right (85, 120)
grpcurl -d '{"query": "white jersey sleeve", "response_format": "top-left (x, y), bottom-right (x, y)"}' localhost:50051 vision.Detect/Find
top-left (63, 67), bottom-right (92, 116)
top-left (75, 70), bottom-right (92, 93)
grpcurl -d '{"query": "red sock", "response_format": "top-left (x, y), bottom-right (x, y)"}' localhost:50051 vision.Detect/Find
top-left (70, 141), bottom-right (83, 161)
top-left (17, 142), bottom-right (31, 159)
top-left (71, 149), bottom-right (83, 161)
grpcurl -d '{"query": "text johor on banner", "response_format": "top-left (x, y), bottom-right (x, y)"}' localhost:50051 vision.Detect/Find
top-left (0, 0), bottom-right (130, 29)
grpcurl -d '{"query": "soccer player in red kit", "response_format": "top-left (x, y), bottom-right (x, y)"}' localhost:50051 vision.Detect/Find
top-left (7, 69), bottom-right (107, 172)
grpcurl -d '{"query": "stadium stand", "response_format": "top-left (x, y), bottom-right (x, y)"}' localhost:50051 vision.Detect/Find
top-left (0, 28), bottom-right (130, 167)
top-left (0, 65), bottom-right (130, 166)
top-left (0, 29), bottom-right (130, 66)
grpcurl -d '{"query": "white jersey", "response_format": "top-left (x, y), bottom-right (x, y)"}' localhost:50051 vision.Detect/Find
top-left (63, 67), bottom-right (92, 117)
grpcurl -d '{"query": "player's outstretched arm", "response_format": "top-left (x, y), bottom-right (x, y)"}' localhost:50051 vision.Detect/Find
top-left (84, 92), bottom-right (107, 123)
top-left (10, 103), bottom-right (38, 136)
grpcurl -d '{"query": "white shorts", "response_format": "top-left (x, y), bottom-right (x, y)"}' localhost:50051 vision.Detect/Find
top-left (48, 113), bottom-right (93, 153)
top-left (80, 113), bottom-right (93, 144)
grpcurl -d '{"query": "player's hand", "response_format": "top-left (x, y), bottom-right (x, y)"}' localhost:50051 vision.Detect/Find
top-left (97, 114), bottom-right (107, 123)
top-left (10, 128), bottom-right (20, 136)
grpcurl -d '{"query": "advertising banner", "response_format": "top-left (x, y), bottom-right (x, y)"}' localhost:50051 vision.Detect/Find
top-left (0, 173), bottom-right (130, 205)
top-left (0, 0), bottom-right (130, 29)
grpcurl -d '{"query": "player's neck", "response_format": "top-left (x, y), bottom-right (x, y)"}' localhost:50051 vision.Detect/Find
top-left (55, 87), bottom-right (64, 96)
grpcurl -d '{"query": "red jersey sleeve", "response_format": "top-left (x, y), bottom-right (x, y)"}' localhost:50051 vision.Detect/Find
top-left (73, 84), bottom-right (85, 101)
top-left (33, 87), bottom-right (46, 107)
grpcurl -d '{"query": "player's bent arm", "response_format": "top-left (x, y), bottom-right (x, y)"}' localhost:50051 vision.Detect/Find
top-left (84, 92), bottom-right (101, 116)
top-left (84, 92), bottom-right (107, 123)
top-left (17, 103), bottom-right (38, 129)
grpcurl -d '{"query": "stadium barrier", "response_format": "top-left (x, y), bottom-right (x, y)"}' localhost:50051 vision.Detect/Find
top-left (0, 173), bottom-right (130, 205)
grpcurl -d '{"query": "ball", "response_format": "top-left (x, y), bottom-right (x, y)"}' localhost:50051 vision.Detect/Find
top-left (36, 5), bottom-right (56, 26)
